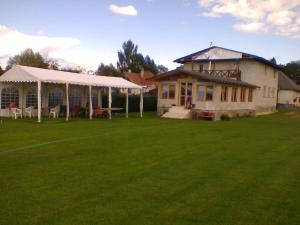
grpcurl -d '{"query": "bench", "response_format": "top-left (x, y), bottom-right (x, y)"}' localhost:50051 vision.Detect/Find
top-left (196, 111), bottom-right (215, 120)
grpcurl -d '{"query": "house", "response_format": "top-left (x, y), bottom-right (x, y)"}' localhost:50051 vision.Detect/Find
top-left (277, 71), bottom-right (300, 108)
top-left (151, 46), bottom-right (280, 120)
top-left (122, 70), bottom-right (156, 95)
top-left (0, 65), bottom-right (143, 122)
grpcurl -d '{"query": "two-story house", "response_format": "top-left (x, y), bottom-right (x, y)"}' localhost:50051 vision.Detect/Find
top-left (151, 46), bottom-right (280, 120)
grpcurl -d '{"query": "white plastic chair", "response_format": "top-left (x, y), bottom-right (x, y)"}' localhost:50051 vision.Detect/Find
top-left (49, 105), bottom-right (60, 118)
top-left (24, 106), bottom-right (34, 118)
top-left (10, 107), bottom-right (22, 119)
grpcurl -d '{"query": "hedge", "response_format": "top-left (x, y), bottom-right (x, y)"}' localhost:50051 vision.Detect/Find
top-left (101, 94), bottom-right (157, 112)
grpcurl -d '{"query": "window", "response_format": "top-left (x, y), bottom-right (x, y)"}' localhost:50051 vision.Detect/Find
top-left (263, 86), bottom-right (266, 98)
top-left (248, 89), bottom-right (253, 102)
top-left (69, 89), bottom-right (82, 107)
top-left (197, 85), bottom-right (205, 101)
top-left (169, 85), bottom-right (175, 99)
top-left (197, 84), bottom-right (214, 101)
top-left (26, 88), bottom-right (37, 108)
top-left (161, 84), bottom-right (168, 99)
top-left (161, 84), bottom-right (175, 99)
top-left (206, 85), bottom-right (213, 101)
top-left (268, 87), bottom-right (271, 98)
top-left (221, 86), bottom-right (228, 102)
top-left (92, 90), bottom-right (98, 107)
top-left (231, 87), bottom-right (238, 102)
top-left (1, 87), bottom-right (19, 109)
top-left (48, 88), bottom-right (63, 107)
top-left (240, 88), bottom-right (246, 102)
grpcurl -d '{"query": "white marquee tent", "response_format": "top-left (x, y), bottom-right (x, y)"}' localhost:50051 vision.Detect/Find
top-left (0, 65), bottom-right (144, 122)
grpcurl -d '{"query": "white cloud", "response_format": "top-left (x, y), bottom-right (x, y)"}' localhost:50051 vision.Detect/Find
top-left (198, 0), bottom-right (300, 39)
top-left (108, 4), bottom-right (138, 16)
top-left (201, 11), bottom-right (221, 17)
top-left (233, 22), bottom-right (266, 32)
top-left (0, 25), bottom-right (80, 59)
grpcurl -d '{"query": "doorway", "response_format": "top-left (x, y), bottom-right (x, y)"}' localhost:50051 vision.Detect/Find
top-left (179, 81), bottom-right (193, 107)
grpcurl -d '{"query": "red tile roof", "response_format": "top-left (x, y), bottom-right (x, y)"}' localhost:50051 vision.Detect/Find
top-left (123, 71), bottom-right (155, 86)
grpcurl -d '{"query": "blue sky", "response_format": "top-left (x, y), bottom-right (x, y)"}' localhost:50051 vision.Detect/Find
top-left (0, 0), bottom-right (299, 70)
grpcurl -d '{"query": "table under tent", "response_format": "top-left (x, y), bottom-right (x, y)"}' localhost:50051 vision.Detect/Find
top-left (0, 65), bottom-right (144, 122)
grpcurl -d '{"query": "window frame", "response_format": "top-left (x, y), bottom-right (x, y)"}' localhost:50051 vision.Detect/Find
top-left (231, 87), bottom-right (238, 102)
top-left (220, 86), bottom-right (228, 102)
top-left (48, 88), bottom-right (64, 108)
top-left (196, 83), bottom-right (214, 102)
top-left (240, 87), bottom-right (246, 102)
top-left (248, 88), bottom-right (253, 102)
top-left (69, 89), bottom-right (82, 107)
top-left (1, 87), bottom-right (19, 109)
top-left (26, 88), bottom-right (38, 108)
top-left (160, 83), bottom-right (175, 100)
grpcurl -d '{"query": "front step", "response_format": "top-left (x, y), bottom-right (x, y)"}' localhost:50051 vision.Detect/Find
top-left (162, 106), bottom-right (191, 119)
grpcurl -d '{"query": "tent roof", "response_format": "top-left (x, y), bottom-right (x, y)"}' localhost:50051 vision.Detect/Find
top-left (0, 65), bottom-right (142, 89)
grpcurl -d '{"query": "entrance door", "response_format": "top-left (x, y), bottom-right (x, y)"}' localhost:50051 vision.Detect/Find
top-left (180, 81), bottom-right (193, 107)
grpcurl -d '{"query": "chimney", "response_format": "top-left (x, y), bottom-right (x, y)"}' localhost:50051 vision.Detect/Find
top-left (140, 68), bottom-right (144, 78)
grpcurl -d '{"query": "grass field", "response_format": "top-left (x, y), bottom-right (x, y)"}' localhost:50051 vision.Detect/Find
top-left (1, 111), bottom-right (300, 225)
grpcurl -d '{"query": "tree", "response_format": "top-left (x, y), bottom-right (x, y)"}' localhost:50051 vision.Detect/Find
top-left (0, 66), bottom-right (4, 75)
top-left (117, 40), bottom-right (164, 75)
top-left (6, 48), bottom-right (49, 70)
top-left (117, 40), bottom-right (142, 73)
top-left (95, 63), bottom-right (121, 77)
top-left (60, 67), bottom-right (83, 73)
top-left (157, 65), bottom-right (169, 74)
top-left (143, 55), bottom-right (158, 74)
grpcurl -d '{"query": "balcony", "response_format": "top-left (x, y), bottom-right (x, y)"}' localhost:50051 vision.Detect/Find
top-left (196, 69), bottom-right (241, 81)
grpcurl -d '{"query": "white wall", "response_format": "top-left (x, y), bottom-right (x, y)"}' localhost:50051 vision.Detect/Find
top-left (239, 60), bottom-right (278, 112)
top-left (278, 90), bottom-right (300, 105)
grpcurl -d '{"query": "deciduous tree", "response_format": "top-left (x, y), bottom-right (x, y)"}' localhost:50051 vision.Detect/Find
top-left (6, 48), bottom-right (49, 70)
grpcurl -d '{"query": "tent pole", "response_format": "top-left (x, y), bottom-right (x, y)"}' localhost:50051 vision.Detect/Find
top-left (140, 88), bottom-right (143, 118)
top-left (126, 88), bottom-right (129, 118)
top-left (89, 85), bottom-right (93, 120)
top-left (66, 83), bottom-right (69, 121)
top-left (37, 81), bottom-right (42, 123)
top-left (108, 87), bottom-right (112, 120)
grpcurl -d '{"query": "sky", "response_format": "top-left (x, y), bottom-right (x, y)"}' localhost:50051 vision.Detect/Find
top-left (0, 0), bottom-right (300, 71)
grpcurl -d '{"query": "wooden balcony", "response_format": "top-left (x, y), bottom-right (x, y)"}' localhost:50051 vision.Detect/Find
top-left (199, 70), bottom-right (241, 81)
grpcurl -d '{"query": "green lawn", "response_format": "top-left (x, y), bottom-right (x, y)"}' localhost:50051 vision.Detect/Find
top-left (1, 112), bottom-right (300, 225)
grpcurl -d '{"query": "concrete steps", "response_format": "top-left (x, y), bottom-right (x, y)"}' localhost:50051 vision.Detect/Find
top-left (162, 106), bottom-right (191, 119)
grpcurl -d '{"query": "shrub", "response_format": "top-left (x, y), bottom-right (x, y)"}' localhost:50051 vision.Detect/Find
top-left (101, 94), bottom-right (157, 112)
top-left (220, 114), bottom-right (230, 121)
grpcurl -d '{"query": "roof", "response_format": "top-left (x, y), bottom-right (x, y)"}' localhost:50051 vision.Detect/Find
top-left (174, 46), bottom-right (280, 70)
top-left (0, 65), bottom-right (142, 89)
top-left (278, 71), bottom-right (300, 92)
top-left (123, 71), bottom-right (155, 86)
top-left (150, 69), bottom-right (259, 88)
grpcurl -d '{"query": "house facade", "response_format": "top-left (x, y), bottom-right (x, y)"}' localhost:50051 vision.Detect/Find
top-left (278, 71), bottom-right (300, 108)
top-left (152, 46), bottom-right (280, 120)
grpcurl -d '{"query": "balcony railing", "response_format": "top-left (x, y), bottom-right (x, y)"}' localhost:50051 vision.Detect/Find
top-left (196, 69), bottom-right (241, 81)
